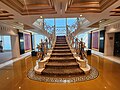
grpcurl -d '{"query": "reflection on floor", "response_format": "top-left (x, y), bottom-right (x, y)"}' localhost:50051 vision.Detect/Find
top-left (0, 55), bottom-right (120, 90)
top-left (92, 50), bottom-right (120, 64)
top-left (0, 52), bottom-right (31, 68)
top-left (0, 51), bottom-right (12, 64)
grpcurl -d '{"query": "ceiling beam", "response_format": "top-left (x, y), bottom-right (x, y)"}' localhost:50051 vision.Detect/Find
top-left (66, 11), bottom-right (101, 13)
top-left (110, 9), bottom-right (120, 12)
top-left (21, 12), bottom-right (57, 15)
top-left (100, 0), bottom-right (118, 11)
top-left (67, 7), bottom-right (100, 11)
top-left (0, 13), bottom-right (14, 17)
top-left (110, 13), bottom-right (120, 16)
top-left (48, 0), bottom-right (54, 7)
top-left (0, 17), bottom-right (14, 20)
top-left (23, 8), bottom-right (55, 12)
top-left (70, 2), bottom-right (100, 8)
top-left (26, 4), bottom-right (50, 8)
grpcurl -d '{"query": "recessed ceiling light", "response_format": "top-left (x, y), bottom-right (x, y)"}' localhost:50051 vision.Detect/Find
top-left (6, 77), bottom-right (9, 80)
top-left (19, 87), bottom-right (21, 89)
top-left (40, 16), bottom-right (43, 18)
top-left (99, 21), bottom-right (102, 23)
top-left (104, 86), bottom-right (107, 89)
top-left (80, 14), bottom-right (82, 17)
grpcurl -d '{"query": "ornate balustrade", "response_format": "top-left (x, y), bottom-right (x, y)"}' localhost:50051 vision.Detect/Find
top-left (67, 33), bottom-right (87, 60)
top-left (66, 33), bottom-right (90, 74)
top-left (35, 30), bottom-right (56, 73)
top-left (36, 32), bottom-right (55, 60)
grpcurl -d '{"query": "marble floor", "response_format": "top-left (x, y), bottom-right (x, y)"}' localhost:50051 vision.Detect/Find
top-left (0, 51), bottom-right (12, 64)
top-left (0, 54), bottom-right (120, 90)
top-left (92, 50), bottom-right (120, 64)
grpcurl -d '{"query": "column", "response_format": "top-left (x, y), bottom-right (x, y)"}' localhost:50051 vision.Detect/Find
top-left (104, 32), bottom-right (115, 56)
top-left (11, 35), bottom-right (20, 58)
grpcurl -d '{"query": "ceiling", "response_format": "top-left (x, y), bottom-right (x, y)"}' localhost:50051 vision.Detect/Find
top-left (0, 0), bottom-right (56, 15)
top-left (0, 0), bottom-right (120, 36)
top-left (110, 6), bottom-right (120, 16)
top-left (1, 0), bottom-right (117, 15)
top-left (0, 8), bottom-right (14, 20)
top-left (66, 0), bottom-right (117, 13)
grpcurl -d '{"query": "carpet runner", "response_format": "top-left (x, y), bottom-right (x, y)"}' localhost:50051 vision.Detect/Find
top-left (41, 36), bottom-right (85, 77)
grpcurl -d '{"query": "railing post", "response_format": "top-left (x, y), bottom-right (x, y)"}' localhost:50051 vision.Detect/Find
top-left (75, 38), bottom-right (78, 53)
top-left (77, 17), bottom-right (80, 30)
top-left (54, 25), bottom-right (56, 37)
top-left (66, 25), bottom-right (68, 36)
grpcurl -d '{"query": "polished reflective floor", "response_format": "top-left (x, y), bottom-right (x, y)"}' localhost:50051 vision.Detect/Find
top-left (0, 51), bottom-right (12, 64)
top-left (0, 54), bottom-right (120, 90)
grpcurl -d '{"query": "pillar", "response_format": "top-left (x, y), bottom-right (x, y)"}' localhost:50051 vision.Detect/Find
top-left (11, 35), bottom-right (20, 58)
top-left (104, 32), bottom-right (115, 56)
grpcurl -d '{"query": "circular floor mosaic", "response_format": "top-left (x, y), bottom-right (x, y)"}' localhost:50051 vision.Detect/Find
top-left (27, 66), bottom-right (99, 83)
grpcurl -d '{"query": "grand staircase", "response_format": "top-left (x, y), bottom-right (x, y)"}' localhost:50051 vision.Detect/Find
top-left (41, 36), bottom-right (85, 77)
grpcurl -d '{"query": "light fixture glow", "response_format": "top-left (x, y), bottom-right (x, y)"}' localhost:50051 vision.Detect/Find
top-left (104, 86), bottom-right (107, 89)
top-left (80, 14), bottom-right (82, 17)
top-left (19, 87), bottom-right (21, 89)
top-left (40, 16), bottom-right (43, 18)
top-left (6, 77), bottom-right (9, 80)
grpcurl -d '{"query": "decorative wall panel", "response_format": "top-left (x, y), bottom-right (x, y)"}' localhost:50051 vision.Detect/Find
top-left (24, 33), bottom-right (31, 51)
top-left (92, 31), bottom-right (99, 50)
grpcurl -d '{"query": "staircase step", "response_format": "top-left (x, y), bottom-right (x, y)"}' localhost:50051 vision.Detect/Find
top-left (49, 57), bottom-right (76, 62)
top-left (55, 44), bottom-right (68, 46)
top-left (40, 36), bottom-right (85, 77)
top-left (56, 42), bottom-right (67, 44)
top-left (56, 39), bottom-right (66, 41)
top-left (53, 49), bottom-right (71, 53)
top-left (52, 53), bottom-right (72, 55)
top-left (41, 68), bottom-right (84, 76)
top-left (54, 46), bottom-right (69, 49)
top-left (46, 62), bottom-right (79, 69)
top-left (51, 53), bottom-right (73, 57)
top-left (57, 36), bottom-right (65, 38)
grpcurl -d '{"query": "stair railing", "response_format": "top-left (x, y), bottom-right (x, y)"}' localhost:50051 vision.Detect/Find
top-left (67, 33), bottom-right (87, 60)
top-left (66, 33), bottom-right (90, 72)
top-left (35, 29), bottom-right (56, 72)
top-left (36, 30), bottom-right (56, 61)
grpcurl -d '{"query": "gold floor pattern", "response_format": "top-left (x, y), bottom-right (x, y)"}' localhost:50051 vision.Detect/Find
top-left (0, 54), bottom-right (120, 90)
top-left (27, 66), bottom-right (98, 83)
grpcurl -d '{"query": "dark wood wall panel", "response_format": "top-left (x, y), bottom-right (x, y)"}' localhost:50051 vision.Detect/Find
top-left (99, 30), bottom-right (105, 53)
top-left (31, 35), bottom-right (35, 50)
top-left (88, 32), bottom-right (92, 49)
top-left (114, 32), bottom-right (120, 56)
top-left (18, 32), bottom-right (25, 55)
